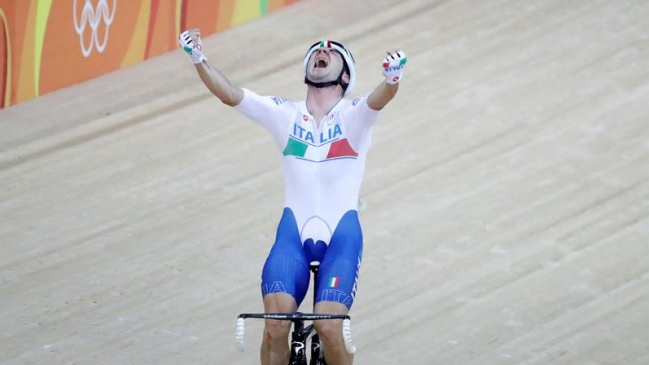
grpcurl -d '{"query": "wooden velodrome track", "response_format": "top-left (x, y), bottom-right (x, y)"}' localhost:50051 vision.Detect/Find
top-left (1, 0), bottom-right (648, 364)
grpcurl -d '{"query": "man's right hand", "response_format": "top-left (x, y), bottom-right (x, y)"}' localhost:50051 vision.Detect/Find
top-left (179, 29), bottom-right (207, 64)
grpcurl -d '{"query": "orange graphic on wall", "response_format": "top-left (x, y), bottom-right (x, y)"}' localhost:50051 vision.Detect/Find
top-left (0, 0), bottom-right (303, 110)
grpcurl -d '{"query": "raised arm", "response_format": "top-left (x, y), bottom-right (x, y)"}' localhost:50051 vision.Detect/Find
top-left (194, 62), bottom-right (244, 107)
top-left (179, 29), bottom-right (244, 107)
top-left (367, 50), bottom-right (407, 111)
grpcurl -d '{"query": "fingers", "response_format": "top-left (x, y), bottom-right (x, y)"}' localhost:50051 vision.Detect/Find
top-left (384, 50), bottom-right (406, 61)
top-left (180, 31), bottom-right (193, 46)
top-left (385, 50), bottom-right (404, 56)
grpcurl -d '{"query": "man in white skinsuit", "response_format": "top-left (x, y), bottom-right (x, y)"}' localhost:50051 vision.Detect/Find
top-left (179, 30), bottom-right (407, 365)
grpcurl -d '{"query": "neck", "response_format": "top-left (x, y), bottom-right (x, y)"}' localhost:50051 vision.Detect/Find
top-left (306, 86), bottom-right (343, 122)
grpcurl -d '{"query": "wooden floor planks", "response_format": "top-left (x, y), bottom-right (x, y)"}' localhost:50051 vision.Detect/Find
top-left (1, 0), bottom-right (647, 364)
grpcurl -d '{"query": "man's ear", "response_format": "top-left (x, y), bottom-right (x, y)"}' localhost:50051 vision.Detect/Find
top-left (342, 72), bottom-right (350, 83)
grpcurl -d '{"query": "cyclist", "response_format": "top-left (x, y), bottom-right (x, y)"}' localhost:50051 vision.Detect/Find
top-left (179, 30), bottom-right (407, 365)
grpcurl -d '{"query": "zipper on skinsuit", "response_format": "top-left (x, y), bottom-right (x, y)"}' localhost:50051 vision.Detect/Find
top-left (314, 114), bottom-right (322, 218)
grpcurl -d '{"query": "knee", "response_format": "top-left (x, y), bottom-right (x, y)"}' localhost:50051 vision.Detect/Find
top-left (263, 320), bottom-right (291, 344)
top-left (313, 319), bottom-right (342, 345)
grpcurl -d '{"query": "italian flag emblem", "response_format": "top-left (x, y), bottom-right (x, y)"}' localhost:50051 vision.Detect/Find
top-left (283, 137), bottom-right (358, 161)
top-left (328, 277), bottom-right (340, 288)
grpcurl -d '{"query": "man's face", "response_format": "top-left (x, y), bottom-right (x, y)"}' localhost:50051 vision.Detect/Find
top-left (306, 48), bottom-right (346, 83)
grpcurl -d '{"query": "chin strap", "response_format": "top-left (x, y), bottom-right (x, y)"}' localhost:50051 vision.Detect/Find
top-left (304, 66), bottom-right (349, 92)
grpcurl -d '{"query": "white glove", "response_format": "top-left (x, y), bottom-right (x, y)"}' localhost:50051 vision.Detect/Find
top-left (382, 50), bottom-right (407, 84)
top-left (179, 29), bottom-right (207, 64)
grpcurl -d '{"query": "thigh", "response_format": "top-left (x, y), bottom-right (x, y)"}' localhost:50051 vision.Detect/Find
top-left (261, 208), bottom-right (311, 307)
top-left (315, 210), bottom-right (363, 309)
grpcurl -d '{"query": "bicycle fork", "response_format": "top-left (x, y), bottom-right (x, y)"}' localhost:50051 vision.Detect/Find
top-left (289, 323), bottom-right (308, 365)
top-left (288, 321), bottom-right (326, 365)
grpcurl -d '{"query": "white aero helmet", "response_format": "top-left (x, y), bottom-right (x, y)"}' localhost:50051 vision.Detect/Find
top-left (303, 40), bottom-right (356, 97)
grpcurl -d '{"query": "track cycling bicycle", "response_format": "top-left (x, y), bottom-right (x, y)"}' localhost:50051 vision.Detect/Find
top-left (236, 261), bottom-right (356, 365)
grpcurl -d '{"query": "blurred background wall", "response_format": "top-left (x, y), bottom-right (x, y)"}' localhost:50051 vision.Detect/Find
top-left (0, 0), bottom-right (302, 109)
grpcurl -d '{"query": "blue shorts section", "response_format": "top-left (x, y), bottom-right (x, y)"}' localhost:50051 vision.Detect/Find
top-left (261, 208), bottom-right (363, 309)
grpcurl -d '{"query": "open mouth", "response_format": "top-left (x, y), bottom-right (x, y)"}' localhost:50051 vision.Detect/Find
top-left (314, 57), bottom-right (328, 69)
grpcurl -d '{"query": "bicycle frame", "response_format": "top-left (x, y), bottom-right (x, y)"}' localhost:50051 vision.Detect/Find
top-left (236, 262), bottom-right (356, 365)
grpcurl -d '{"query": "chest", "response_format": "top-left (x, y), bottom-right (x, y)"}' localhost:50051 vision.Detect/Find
top-left (282, 112), bottom-right (359, 161)
top-left (291, 113), bottom-right (344, 146)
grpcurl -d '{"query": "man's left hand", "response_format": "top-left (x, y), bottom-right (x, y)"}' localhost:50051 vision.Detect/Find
top-left (382, 50), bottom-right (407, 84)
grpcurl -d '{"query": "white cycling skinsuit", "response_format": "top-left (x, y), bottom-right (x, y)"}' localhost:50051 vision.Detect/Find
top-left (235, 88), bottom-right (380, 309)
